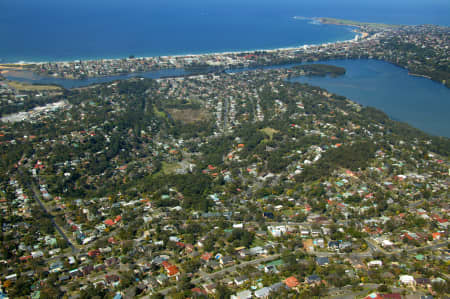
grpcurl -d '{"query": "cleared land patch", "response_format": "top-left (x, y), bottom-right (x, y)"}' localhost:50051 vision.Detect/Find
top-left (161, 162), bottom-right (180, 175)
top-left (153, 105), bottom-right (167, 118)
top-left (7, 81), bottom-right (62, 91)
top-left (167, 108), bottom-right (209, 124)
top-left (260, 127), bottom-right (279, 140)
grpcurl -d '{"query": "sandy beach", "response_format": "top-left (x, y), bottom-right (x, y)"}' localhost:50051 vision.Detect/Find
top-left (0, 17), bottom-right (370, 66)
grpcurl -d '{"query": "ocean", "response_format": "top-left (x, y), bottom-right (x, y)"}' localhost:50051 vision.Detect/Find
top-left (1, 0), bottom-right (449, 63)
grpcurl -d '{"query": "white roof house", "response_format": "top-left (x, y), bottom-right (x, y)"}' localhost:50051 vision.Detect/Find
top-left (399, 275), bottom-right (415, 285)
top-left (254, 287), bottom-right (271, 298)
top-left (231, 290), bottom-right (252, 299)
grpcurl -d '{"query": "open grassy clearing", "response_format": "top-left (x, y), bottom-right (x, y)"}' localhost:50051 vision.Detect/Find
top-left (161, 161), bottom-right (180, 175)
top-left (167, 108), bottom-right (209, 123)
top-left (6, 81), bottom-right (62, 91)
top-left (260, 127), bottom-right (279, 140)
top-left (153, 105), bottom-right (167, 118)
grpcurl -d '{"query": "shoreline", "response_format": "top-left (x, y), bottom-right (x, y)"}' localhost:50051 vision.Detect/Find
top-left (0, 17), bottom-right (364, 66)
top-left (6, 17), bottom-right (446, 89)
top-left (408, 72), bottom-right (432, 79)
top-left (0, 35), bottom-right (365, 81)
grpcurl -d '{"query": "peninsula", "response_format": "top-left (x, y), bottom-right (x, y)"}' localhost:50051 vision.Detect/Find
top-left (314, 17), bottom-right (395, 29)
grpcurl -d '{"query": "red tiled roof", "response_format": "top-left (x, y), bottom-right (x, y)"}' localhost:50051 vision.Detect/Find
top-left (19, 255), bottom-right (32, 261)
top-left (285, 276), bottom-right (300, 288)
top-left (166, 265), bottom-right (179, 276)
top-left (432, 232), bottom-right (441, 240)
top-left (104, 219), bottom-right (115, 226)
top-left (191, 287), bottom-right (207, 295)
top-left (201, 252), bottom-right (213, 261)
top-left (162, 260), bottom-right (170, 269)
top-left (402, 233), bottom-right (414, 241)
top-left (88, 250), bottom-right (100, 257)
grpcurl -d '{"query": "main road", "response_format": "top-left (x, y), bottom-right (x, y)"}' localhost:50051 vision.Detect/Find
top-left (18, 169), bottom-right (80, 253)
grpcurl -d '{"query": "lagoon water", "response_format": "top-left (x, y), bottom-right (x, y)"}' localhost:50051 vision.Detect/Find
top-left (291, 60), bottom-right (450, 138)
top-left (4, 69), bottom-right (189, 89)
top-left (5, 59), bottom-right (450, 137)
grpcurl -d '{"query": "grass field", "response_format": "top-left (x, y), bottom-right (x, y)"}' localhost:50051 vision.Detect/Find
top-left (153, 105), bottom-right (167, 118)
top-left (7, 81), bottom-right (62, 91)
top-left (0, 64), bottom-right (34, 68)
top-left (161, 161), bottom-right (180, 175)
top-left (260, 127), bottom-right (279, 140)
top-left (167, 108), bottom-right (209, 123)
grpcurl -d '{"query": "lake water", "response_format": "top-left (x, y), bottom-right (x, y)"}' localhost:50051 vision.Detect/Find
top-left (3, 69), bottom-right (189, 89)
top-left (5, 59), bottom-right (449, 137)
top-left (290, 60), bottom-right (450, 138)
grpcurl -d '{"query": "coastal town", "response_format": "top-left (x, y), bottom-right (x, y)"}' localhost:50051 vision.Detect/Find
top-left (7, 19), bottom-right (447, 88)
top-left (0, 44), bottom-right (449, 299)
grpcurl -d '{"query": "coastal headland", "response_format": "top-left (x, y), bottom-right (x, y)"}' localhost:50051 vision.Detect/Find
top-left (315, 17), bottom-right (396, 28)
